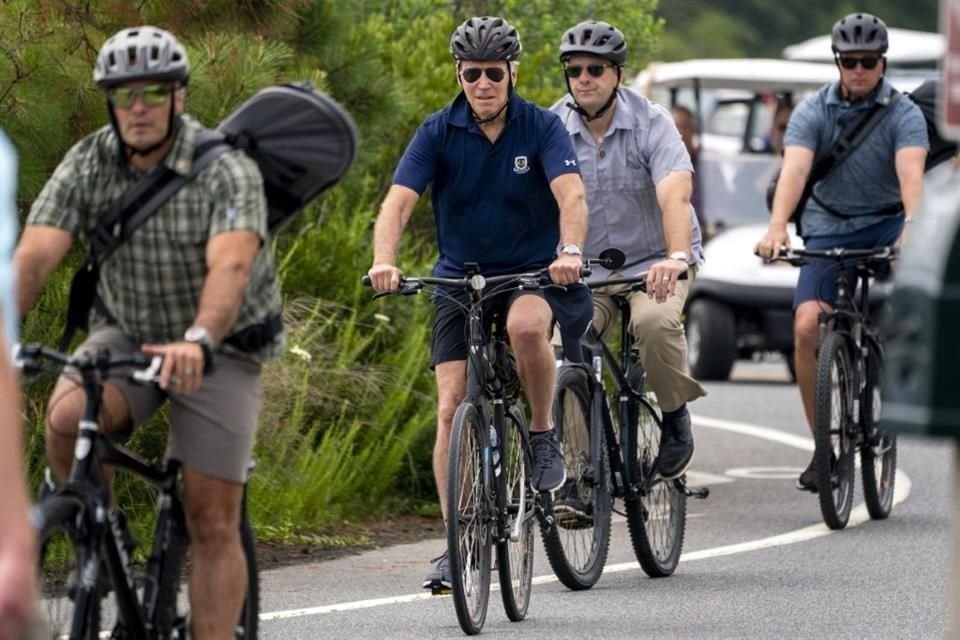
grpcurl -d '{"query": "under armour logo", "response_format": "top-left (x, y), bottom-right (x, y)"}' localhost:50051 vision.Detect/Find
top-left (564, 159), bottom-right (577, 167)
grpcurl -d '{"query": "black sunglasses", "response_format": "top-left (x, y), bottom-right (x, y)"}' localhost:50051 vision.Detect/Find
top-left (460, 67), bottom-right (507, 83)
top-left (565, 64), bottom-right (614, 79)
top-left (838, 55), bottom-right (881, 70)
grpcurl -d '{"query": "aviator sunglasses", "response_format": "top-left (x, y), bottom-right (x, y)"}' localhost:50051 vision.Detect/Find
top-left (107, 84), bottom-right (172, 109)
top-left (837, 55), bottom-right (881, 70)
top-left (565, 63), bottom-right (614, 79)
top-left (460, 67), bottom-right (507, 83)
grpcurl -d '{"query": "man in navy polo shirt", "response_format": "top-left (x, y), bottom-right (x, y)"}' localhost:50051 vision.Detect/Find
top-left (756, 13), bottom-right (928, 492)
top-left (367, 16), bottom-right (588, 593)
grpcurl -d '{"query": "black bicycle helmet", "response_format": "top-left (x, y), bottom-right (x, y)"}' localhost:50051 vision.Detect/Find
top-left (94, 26), bottom-right (190, 89)
top-left (450, 16), bottom-right (522, 62)
top-left (831, 13), bottom-right (889, 54)
top-left (559, 20), bottom-right (627, 66)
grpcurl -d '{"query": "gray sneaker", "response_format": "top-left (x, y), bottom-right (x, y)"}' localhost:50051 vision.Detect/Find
top-left (422, 549), bottom-right (452, 594)
top-left (530, 430), bottom-right (566, 492)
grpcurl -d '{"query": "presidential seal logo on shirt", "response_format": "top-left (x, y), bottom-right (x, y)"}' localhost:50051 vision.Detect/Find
top-left (513, 155), bottom-right (529, 174)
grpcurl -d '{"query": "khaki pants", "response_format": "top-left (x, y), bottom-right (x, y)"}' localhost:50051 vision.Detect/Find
top-left (557, 268), bottom-right (707, 413)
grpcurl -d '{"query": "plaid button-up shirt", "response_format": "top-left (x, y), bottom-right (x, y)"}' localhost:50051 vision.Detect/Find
top-left (27, 116), bottom-right (284, 362)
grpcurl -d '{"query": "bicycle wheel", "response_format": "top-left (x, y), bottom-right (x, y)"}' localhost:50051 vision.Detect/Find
top-left (541, 365), bottom-right (612, 590)
top-left (860, 337), bottom-right (897, 520)
top-left (814, 331), bottom-right (856, 530)
top-left (496, 404), bottom-right (534, 622)
top-left (447, 402), bottom-right (492, 635)
top-left (34, 495), bottom-right (103, 640)
top-left (624, 369), bottom-right (687, 577)
top-left (153, 495), bottom-right (261, 639)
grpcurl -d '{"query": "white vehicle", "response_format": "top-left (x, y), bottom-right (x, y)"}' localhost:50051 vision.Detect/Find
top-left (632, 58), bottom-right (833, 380)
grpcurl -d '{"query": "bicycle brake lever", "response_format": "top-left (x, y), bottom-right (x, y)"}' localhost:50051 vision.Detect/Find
top-left (131, 356), bottom-right (163, 385)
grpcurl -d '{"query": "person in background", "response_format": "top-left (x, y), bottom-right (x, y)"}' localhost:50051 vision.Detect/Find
top-left (671, 104), bottom-right (706, 232)
top-left (0, 129), bottom-right (39, 639)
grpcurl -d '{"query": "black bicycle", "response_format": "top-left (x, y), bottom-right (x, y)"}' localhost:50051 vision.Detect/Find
top-left (775, 246), bottom-right (898, 529)
top-left (544, 269), bottom-right (708, 589)
top-left (365, 260), bottom-right (609, 635)
top-left (17, 343), bottom-right (259, 640)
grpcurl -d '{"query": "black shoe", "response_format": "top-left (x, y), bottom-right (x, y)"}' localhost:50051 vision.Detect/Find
top-left (796, 462), bottom-right (817, 492)
top-left (530, 430), bottom-right (566, 492)
top-left (422, 549), bottom-right (452, 594)
top-left (658, 409), bottom-right (695, 480)
top-left (554, 481), bottom-right (593, 529)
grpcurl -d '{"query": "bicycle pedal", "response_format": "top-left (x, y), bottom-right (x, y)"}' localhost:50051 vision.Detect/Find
top-left (685, 486), bottom-right (710, 499)
top-left (430, 584), bottom-right (452, 596)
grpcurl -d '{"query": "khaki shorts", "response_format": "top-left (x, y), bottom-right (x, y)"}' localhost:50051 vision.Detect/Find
top-left (72, 325), bottom-right (262, 483)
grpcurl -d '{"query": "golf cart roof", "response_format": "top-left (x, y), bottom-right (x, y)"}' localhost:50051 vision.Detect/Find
top-left (783, 28), bottom-right (944, 66)
top-left (631, 58), bottom-right (837, 94)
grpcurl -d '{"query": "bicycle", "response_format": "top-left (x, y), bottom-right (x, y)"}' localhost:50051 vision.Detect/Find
top-left (773, 246), bottom-right (898, 530)
top-left (16, 342), bottom-right (259, 640)
top-left (365, 259), bottom-right (608, 635)
top-left (544, 269), bottom-right (709, 590)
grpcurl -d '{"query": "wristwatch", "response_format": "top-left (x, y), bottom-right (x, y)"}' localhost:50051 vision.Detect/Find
top-left (669, 251), bottom-right (689, 262)
top-left (184, 325), bottom-right (216, 373)
top-left (560, 244), bottom-right (583, 257)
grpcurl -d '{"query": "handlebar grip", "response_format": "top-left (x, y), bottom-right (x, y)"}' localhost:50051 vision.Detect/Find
top-left (361, 275), bottom-right (372, 287)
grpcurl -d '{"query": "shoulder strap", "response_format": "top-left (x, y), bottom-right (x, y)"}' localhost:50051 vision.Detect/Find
top-left (59, 131), bottom-right (232, 350)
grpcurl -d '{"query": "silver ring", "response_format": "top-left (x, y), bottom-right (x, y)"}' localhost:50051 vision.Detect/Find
top-left (661, 276), bottom-right (670, 281)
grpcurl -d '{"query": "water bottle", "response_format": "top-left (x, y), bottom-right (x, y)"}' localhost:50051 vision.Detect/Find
top-left (489, 425), bottom-right (501, 476)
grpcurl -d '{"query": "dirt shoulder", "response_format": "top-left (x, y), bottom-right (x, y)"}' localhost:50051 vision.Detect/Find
top-left (256, 514), bottom-right (444, 570)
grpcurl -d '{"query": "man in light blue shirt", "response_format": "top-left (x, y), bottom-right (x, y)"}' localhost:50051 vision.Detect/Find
top-left (551, 21), bottom-right (706, 480)
top-left (755, 13), bottom-right (928, 492)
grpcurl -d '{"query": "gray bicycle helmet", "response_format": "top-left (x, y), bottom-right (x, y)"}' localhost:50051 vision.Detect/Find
top-left (450, 16), bottom-right (522, 62)
top-left (831, 13), bottom-right (889, 54)
top-left (559, 21), bottom-right (627, 66)
top-left (94, 26), bottom-right (190, 89)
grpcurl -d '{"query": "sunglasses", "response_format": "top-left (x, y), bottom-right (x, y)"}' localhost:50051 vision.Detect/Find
top-left (107, 84), bottom-right (172, 109)
top-left (565, 64), bottom-right (613, 79)
top-left (460, 67), bottom-right (507, 83)
top-left (838, 55), bottom-right (881, 70)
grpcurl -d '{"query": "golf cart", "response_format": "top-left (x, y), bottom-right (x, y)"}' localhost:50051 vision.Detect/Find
top-left (631, 58), bottom-right (836, 380)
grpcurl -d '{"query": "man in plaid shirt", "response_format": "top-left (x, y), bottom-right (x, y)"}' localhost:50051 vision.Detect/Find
top-left (13, 26), bottom-right (281, 639)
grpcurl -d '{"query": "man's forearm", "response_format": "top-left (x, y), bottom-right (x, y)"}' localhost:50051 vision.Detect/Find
top-left (662, 198), bottom-right (692, 255)
top-left (193, 264), bottom-right (251, 343)
top-left (558, 191), bottom-right (588, 249)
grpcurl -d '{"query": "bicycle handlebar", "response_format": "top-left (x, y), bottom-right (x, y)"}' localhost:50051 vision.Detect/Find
top-left (762, 246), bottom-right (898, 267)
top-left (588, 269), bottom-right (690, 293)
top-left (14, 342), bottom-right (163, 385)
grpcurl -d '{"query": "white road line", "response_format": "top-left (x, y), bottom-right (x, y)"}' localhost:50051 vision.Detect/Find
top-left (259, 414), bottom-right (912, 622)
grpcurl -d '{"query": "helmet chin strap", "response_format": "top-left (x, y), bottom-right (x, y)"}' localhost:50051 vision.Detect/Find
top-left (565, 67), bottom-right (621, 122)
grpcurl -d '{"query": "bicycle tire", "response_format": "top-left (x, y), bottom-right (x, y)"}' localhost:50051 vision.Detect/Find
top-left (623, 369), bottom-right (686, 577)
top-left (541, 365), bottom-right (612, 590)
top-left (814, 331), bottom-right (856, 530)
top-left (154, 495), bottom-right (261, 639)
top-left (34, 494), bottom-right (102, 640)
top-left (496, 403), bottom-right (534, 622)
top-left (860, 336), bottom-right (897, 520)
top-left (447, 402), bottom-right (492, 635)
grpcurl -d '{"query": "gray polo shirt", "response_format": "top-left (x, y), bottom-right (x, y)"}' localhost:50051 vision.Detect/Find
top-left (786, 77), bottom-right (928, 238)
top-left (550, 87), bottom-right (703, 280)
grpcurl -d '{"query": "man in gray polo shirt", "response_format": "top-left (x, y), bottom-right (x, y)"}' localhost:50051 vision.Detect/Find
top-left (550, 20), bottom-right (706, 479)
top-left (755, 13), bottom-right (928, 492)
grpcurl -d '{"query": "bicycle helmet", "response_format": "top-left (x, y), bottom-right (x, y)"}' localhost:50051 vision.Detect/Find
top-left (831, 13), bottom-right (889, 54)
top-left (559, 21), bottom-right (627, 66)
top-left (94, 26), bottom-right (190, 89)
top-left (450, 16), bottom-right (522, 62)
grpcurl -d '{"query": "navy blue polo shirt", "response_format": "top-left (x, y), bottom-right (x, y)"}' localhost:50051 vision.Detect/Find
top-left (393, 91), bottom-right (581, 277)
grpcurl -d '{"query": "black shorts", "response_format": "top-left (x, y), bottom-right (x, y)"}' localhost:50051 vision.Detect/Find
top-left (430, 288), bottom-right (546, 368)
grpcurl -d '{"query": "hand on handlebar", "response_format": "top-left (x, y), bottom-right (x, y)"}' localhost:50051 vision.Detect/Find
top-left (367, 263), bottom-right (403, 292)
top-left (141, 341), bottom-right (206, 395)
top-left (644, 258), bottom-right (688, 304)
top-left (754, 226), bottom-right (791, 261)
top-left (548, 254), bottom-right (583, 286)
